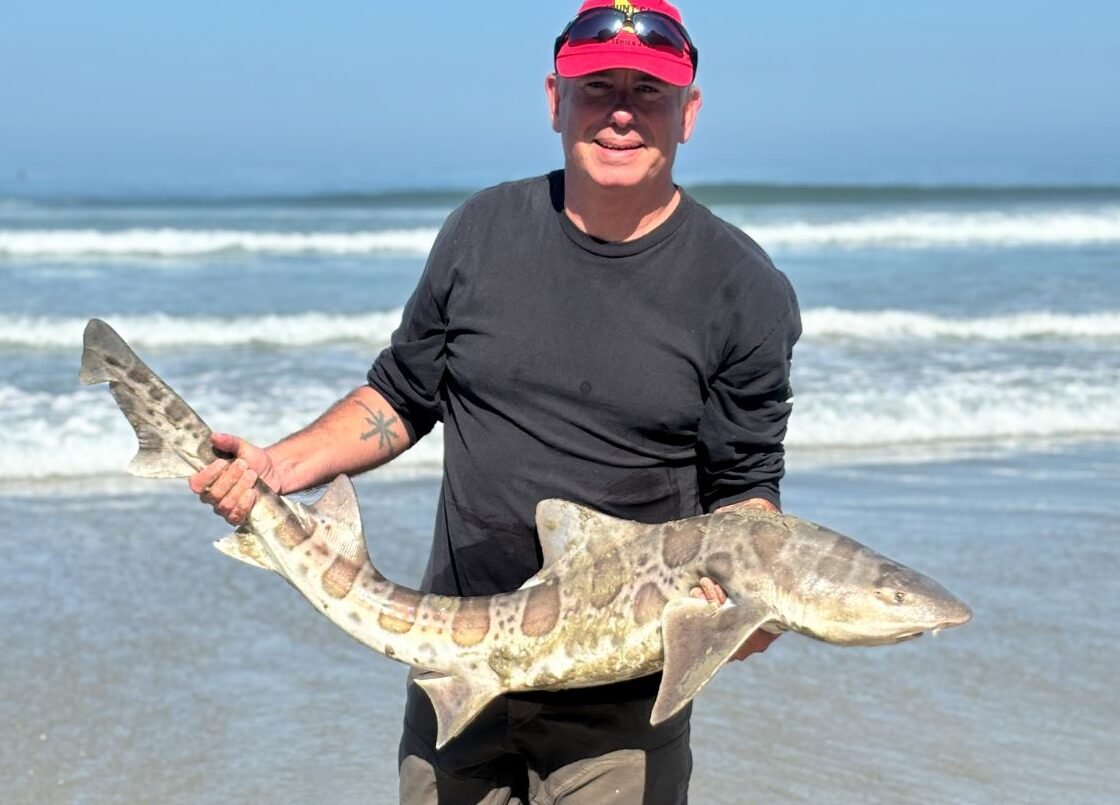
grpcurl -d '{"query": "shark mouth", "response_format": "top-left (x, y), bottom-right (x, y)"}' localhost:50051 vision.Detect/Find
top-left (894, 631), bottom-right (925, 643)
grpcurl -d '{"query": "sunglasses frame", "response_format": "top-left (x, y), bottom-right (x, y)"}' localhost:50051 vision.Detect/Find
top-left (554, 7), bottom-right (699, 74)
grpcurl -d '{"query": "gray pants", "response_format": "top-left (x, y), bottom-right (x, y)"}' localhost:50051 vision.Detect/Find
top-left (398, 677), bottom-right (692, 804)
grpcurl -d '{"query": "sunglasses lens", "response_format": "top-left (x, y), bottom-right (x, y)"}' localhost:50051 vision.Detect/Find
top-left (633, 15), bottom-right (687, 56)
top-left (557, 8), bottom-right (696, 72)
top-left (566, 9), bottom-right (624, 45)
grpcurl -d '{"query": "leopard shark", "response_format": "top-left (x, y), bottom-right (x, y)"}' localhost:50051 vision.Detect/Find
top-left (79, 318), bottom-right (972, 748)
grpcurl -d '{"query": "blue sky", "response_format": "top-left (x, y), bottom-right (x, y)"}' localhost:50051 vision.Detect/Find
top-left (1, 0), bottom-right (1117, 193)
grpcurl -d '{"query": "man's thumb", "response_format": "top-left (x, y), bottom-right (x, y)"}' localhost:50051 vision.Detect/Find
top-left (210, 432), bottom-right (243, 458)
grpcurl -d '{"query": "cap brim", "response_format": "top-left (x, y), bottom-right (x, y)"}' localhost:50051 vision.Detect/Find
top-left (556, 43), bottom-right (694, 87)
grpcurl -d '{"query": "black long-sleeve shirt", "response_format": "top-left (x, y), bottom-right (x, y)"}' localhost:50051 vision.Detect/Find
top-left (369, 171), bottom-right (800, 597)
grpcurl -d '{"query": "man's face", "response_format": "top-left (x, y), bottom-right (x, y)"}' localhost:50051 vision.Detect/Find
top-left (546, 69), bottom-right (702, 193)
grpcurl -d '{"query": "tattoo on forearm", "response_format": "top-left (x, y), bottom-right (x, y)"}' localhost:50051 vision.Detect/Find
top-left (355, 400), bottom-right (400, 454)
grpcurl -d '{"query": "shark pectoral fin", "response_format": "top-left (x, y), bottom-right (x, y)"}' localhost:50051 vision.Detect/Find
top-left (412, 673), bottom-right (500, 749)
top-left (534, 499), bottom-right (646, 569)
top-left (213, 528), bottom-right (278, 571)
top-left (651, 598), bottom-right (774, 725)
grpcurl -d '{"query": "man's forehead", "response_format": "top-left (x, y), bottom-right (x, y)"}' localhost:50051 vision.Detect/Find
top-left (572, 69), bottom-right (670, 84)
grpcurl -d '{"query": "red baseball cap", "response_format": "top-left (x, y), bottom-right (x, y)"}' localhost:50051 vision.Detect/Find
top-left (555, 0), bottom-right (697, 87)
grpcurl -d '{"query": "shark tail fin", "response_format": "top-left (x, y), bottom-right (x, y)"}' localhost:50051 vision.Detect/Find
top-left (412, 673), bottom-right (500, 749)
top-left (80, 318), bottom-right (217, 478)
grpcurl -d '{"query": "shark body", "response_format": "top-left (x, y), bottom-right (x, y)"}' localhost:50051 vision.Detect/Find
top-left (80, 318), bottom-right (972, 748)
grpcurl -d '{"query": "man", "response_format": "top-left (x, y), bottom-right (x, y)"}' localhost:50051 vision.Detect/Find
top-left (191, 1), bottom-right (800, 802)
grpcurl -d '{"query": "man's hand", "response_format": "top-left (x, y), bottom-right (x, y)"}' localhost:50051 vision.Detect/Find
top-left (690, 496), bottom-right (782, 661)
top-left (189, 433), bottom-right (276, 526)
top-left (728, 626), bottom-right (780, 661)
top-left (689, 577), bottom-right (781, 661)
top-left (187, 387), bottom-right (413, 528)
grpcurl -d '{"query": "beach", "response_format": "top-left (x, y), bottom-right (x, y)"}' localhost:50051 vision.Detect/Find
top-left (2, 184), bottom-right (1118, 802)
top-left (2, 445), bottom-right (1117, 803)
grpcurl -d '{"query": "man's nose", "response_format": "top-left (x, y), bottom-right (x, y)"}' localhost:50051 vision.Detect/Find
top-left (609, 99), bottom-right (635, 128)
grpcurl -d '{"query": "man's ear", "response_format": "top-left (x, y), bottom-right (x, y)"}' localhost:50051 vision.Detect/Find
top-left (545, 73), bottom-right (562, 133)
top-left (679, 85), bottom-right (702, 144)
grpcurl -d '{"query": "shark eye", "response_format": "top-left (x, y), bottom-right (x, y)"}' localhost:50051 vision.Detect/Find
top-left (893, 591), bottom-right (906, 604)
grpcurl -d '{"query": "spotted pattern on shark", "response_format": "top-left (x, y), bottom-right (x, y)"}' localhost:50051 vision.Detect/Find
top-left (79, 318), bottom-right (973, 751)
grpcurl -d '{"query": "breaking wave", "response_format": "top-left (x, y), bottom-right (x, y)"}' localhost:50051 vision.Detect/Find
top-left (2, 206), bottom-right (1119, 260)
top-left (0, 311), bottom-right (405, 350)
top-left (0, 228), bottom-right (440, 258)
top-left (3, 309), bottom-right (1117, 351)
top-left (740, 208), bottom-right (1120, 249)
top-left (2, 359), bottom-right (1117, 482)
top-left (802, 308), bottom-right (1120, 341)
top-left (0, 383), bottom-right (447, 483)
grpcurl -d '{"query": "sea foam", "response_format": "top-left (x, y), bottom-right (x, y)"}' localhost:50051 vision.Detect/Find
top-left (3, 309), bottom-right (1117, 351)
top-left (0, 383), bottom-right (446, 483)
top-left (2, 206), bottom-right (1119, 259)
top-left (802, 308), bottom-right (1120, 340)
top-left (743, 207), bottom-right (1120, 249)
top-left (0, 228), bottom-right (440, 258)
top-left (0, 311), bottom-right (406, 350)
top-left (2, 367), bottom-right (1117, 482)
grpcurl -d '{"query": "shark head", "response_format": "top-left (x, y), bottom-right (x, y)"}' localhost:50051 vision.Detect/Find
top-left (791, 559), bottom-right (973, 646)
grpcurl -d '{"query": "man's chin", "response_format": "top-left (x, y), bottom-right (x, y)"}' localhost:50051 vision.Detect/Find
top-left (577, 164), bottom-right (655, 191)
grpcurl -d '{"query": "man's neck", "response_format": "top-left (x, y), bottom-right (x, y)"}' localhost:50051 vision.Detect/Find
top-left (562, 172), bottom-right (681, 243)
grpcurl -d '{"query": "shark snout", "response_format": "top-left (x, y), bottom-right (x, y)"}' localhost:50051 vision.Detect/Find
top-left (936, 599), bottom-right (973, 630)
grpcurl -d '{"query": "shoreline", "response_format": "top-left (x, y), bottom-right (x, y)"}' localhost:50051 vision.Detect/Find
top-left (3, 435), bottom-right (1116, 499)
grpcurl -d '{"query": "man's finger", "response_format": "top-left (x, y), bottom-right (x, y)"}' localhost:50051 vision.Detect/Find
top-left (227, 466), bottom-right (258, 503)
top-left (203, 459), bottom-right (246, 505)
top-left (189, 460), bottom-right (229, 496)
top-left (227, 483), bottom-right (259, 526)
top-left (697, 576), bottom-right (727, 605)
top-left (213, 466), bottom-right (257, 522)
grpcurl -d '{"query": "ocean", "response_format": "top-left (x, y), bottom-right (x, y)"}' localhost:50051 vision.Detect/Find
top-left (1, 182), bottom-right (1118, 803)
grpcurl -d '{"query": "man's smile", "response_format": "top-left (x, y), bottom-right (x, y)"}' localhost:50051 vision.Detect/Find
top-left (594, 138), bottom-right (644, 151)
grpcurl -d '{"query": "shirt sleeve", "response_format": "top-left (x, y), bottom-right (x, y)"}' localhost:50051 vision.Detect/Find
top-left (366, 205), bottom-right (464, 442)
top-left (696, 265), bottom-right (802, 512)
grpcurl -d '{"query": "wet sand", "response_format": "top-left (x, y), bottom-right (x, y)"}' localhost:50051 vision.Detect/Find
top-left (2, 443), bottom-right (1117, 803)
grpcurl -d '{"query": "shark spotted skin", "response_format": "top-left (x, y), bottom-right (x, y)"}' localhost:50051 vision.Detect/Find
top-left (80, 318), bottom-right (973, 748)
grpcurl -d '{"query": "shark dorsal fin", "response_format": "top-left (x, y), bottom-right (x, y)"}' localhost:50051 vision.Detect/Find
top-left (212, 475), bottom-right (369, 571)
top-left (305, 475), bottom-right (369, 563)
top-left (307, 475), bottom-right (363, 530)
top-left (534, 499), bottom-right (645, 569)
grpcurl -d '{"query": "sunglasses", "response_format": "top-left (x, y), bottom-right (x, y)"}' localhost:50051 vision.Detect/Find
top-left (554, 7), bottom-right (699, 73)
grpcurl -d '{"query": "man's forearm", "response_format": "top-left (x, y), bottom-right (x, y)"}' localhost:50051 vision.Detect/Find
top-left (267, 385), bottom-right (414, 494)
